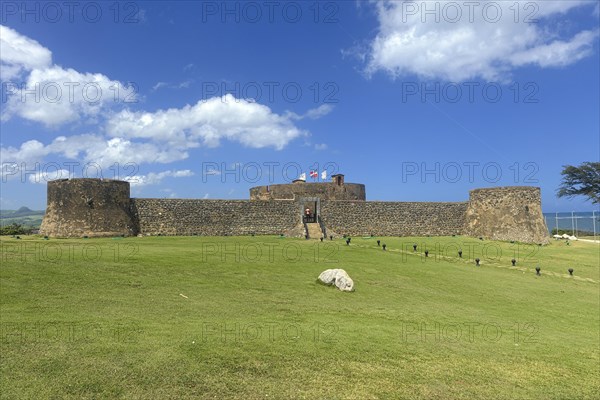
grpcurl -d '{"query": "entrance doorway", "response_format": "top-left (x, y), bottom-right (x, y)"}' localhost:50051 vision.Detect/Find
top-left (303, 201), bottom-right (317, 223)
top-left (300, 197), bottom-right (320, 224)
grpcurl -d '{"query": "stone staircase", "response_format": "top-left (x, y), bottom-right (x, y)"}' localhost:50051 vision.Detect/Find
top-left (305, 223), bottom-right (323, 239)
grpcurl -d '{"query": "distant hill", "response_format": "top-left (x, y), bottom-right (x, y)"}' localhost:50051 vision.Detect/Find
top-left (0, 207), bottom-right (45, 228)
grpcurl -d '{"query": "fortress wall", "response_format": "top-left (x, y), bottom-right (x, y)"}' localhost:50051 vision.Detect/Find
top-left (464, 186), bottom-right (549, 244)
top-left (39, 179), bottom-right (550, 243)
top-left (131, 199), bottom-right (298, 236)
top-left (133, 198), bottom-right (468, 238)
top-left (40, 179), bottom-right (137, 238)
top-left (320, 201), bottom-right (468, 237)
top-left (250, 182), bottom-right (366, 201)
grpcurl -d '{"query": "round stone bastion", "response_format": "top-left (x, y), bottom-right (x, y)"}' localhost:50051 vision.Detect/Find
top-left (40, 178), bottom-right (137, 238)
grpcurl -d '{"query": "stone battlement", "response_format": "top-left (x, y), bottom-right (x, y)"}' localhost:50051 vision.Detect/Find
top-left (39, 178), bottom-right (550, 244)
top-left (249, 181), bottom-right (366, 201)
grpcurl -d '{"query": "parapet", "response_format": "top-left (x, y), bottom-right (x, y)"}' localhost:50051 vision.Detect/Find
top-left (249, 181), bottom-right (366, 201)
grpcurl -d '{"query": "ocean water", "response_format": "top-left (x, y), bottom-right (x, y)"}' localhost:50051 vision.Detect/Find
top-left (543, 211), bottom-right (599, 235)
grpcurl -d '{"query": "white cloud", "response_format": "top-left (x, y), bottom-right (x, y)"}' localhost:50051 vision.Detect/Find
top-left (152, 82), bottom-right (168, 91)
top-left (1, 91), bottom-right (325, 181)
top-left (124, 169), bottom-right (194, 186)
top-left (366, 1), bottom-right (598, 82)
top-left (0, 139), bottom-right (50, 165)
top-left (314, 143), bottom-right (328, 151)
top-left (287, 104), bottom-right (335, 121)
top-left (1, 25), bottom-right (136, 127)
top-left (0, 25), bottom-right (52, 80)
top-left (304, 104), bottom-right (334, 120)
top-left (151, 80), bottom-right (192, 91)
top-left (0, 129), bottom-right (194, 184)
top-left (205, 168), bottom-right (221, 175)
top-left (4, 66), bottom-right (136, 127)
top-left (43, 134), bottom-right (188, 166)
top-left (106, 94), bottom-right (308, 150)
top-left (509, 30), bottom-right (597, 67)
top-left (81, 137), bottom-right (188, 166)
top-left (1, 26), bottom-right (330, 181)
top-left (0, 134), bottom-right (190, 181)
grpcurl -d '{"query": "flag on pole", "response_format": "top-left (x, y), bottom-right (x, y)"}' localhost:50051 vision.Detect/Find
top-left (299, 172), bottom-right (306, 181)
top-left (321, 170), bottom-right (327, 180)
top-left (309, 170), bottom-right (318, 180)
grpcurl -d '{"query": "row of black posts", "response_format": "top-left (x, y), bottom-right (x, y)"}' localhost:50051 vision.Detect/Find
top-left (335, 237), bottom-right (576, 276)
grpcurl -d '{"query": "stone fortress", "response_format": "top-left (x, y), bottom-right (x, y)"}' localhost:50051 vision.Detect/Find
top-left (40, 175), bottom-right (550, 244)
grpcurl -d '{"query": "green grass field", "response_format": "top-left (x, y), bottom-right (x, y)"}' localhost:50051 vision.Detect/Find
top-left (1, 235), bottom-right (598, 399)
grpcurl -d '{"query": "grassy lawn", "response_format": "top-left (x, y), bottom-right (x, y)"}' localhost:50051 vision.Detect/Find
top-left (1, 235), bottom-right (598, 399)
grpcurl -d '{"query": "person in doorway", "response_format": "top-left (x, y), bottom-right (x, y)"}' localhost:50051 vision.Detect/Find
top-left (305, 207), bottom-right (311, 222)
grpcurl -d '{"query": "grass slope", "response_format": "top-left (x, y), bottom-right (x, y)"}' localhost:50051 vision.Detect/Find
top-left (1, 235), bottom-right (598, 399)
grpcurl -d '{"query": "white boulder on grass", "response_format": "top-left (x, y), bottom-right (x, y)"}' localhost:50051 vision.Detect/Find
top-left (318, 269), bottom-right (338, 285)
top-left (318, 269), bottom-right (354, 292)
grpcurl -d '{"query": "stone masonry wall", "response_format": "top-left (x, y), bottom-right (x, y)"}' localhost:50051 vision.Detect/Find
top-left (132, 199), bottom-right (467, 237)
top-left (250, 182), bottom-right (366, 201)
top-left (40, 178), bottom-right (136, 238)
top-left (464, 186), bottom-right (549, 244)
top-left (131, 199), bottom-right (298, 236)
top-left (320, 200), bottom-right (468, 237)
top-left (39, 179), bottom-right (550, 243)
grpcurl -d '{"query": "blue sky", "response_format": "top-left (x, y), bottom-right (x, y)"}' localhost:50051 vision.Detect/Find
top-left (1, 1), bottom-right (599, 212)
